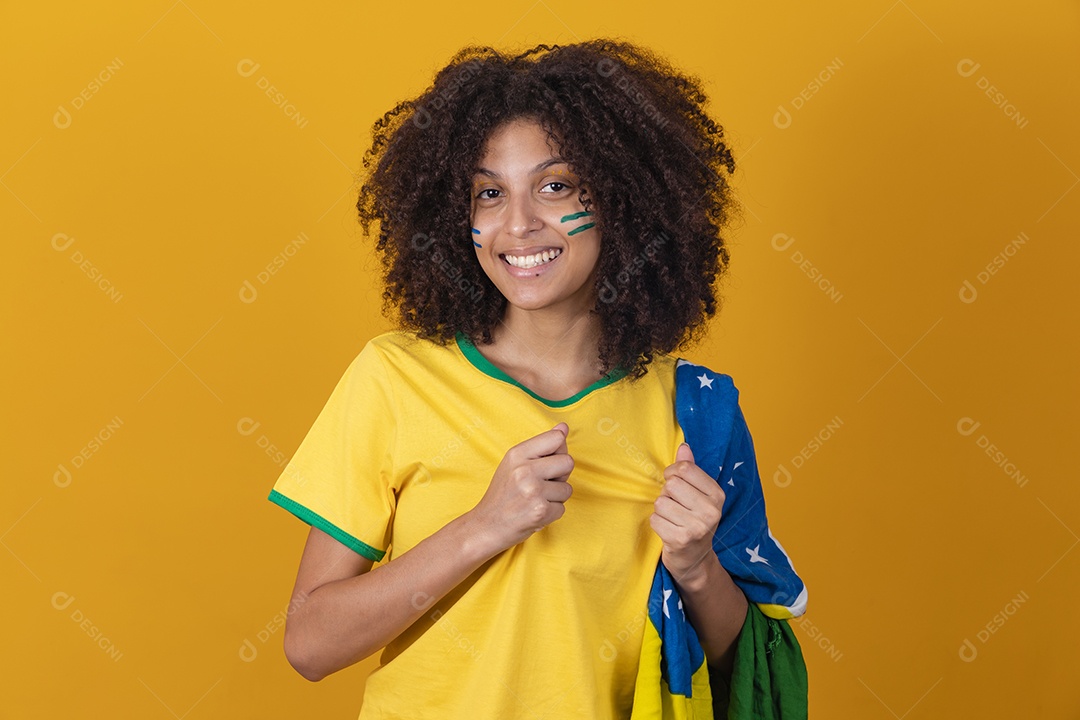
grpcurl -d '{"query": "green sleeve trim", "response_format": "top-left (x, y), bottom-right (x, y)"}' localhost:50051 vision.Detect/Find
top-left (267, 488), bottom-right (386, 562)
top-left (454, 330), bottom-right (628, 407)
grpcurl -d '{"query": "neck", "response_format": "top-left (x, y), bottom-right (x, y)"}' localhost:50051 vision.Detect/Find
top-left (494, 303), bottom-right (604, 378)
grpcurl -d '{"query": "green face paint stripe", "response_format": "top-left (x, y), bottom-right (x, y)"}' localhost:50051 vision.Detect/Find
top-left (566, 222), bottom-right (595, 236)
top-left (560, 211), bottom-right (593, 223)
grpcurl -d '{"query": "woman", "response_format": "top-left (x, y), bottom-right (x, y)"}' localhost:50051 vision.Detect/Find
top-left (268, 39), bottom-right (803, 718)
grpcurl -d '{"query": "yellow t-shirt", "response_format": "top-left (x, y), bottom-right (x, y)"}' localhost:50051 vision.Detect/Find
top-left (269, 330), bottom-right (686, 719)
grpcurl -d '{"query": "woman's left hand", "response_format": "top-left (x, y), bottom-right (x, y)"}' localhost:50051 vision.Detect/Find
top-left (650, 442), bottom-right (725, 584)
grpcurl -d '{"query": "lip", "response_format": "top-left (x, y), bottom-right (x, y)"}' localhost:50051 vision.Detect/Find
top-left (499, 247), bottom-right (563, 277)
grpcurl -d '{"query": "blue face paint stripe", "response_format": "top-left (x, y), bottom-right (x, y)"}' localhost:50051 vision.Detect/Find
top-left (472, 228), bottom-right (482, 248)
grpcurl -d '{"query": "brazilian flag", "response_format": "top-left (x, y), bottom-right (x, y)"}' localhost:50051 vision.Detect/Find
top-left (630, 359), bottom-right (809, 719)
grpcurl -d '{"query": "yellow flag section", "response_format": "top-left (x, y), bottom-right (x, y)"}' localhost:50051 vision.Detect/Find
top-left (631, 616), bottom-right (714, 719)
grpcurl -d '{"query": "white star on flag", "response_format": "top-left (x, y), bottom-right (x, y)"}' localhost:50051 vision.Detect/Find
top-left (727, 461), bottom-right (743, 487)
top-left (697, 372), bottom-right (714, 389)
top-left (746, 544), bottom-right (770, 565)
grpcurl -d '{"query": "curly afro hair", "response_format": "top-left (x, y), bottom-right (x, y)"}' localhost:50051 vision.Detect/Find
top-left (356, 38), bottom-right (741, 380)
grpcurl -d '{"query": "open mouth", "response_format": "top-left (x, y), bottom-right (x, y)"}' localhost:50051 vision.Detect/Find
top-left (501, 248), bottom-right (563, 270)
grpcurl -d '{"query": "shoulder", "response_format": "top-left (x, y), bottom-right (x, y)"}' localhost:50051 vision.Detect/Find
top-left (673, 357), bottom-right (737, 395)
top-left (354, 329), bottom-right (460, 376)
top-left (363, 329), bottom-right (454, 356)
top-left (646, 350), bottom-right (679, 372)
top-left (626, 352), bottom-right (738, 395)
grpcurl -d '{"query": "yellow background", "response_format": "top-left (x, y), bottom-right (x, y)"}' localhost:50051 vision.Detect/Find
top-left (4, 1), bottom-right (1078, 717)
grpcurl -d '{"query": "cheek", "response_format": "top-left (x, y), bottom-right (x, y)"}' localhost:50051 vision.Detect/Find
top-left (471, 204), bottom-right (503, 228)
top-left (556, 209), bottom-right (596, 238)
top-left (470, 214), bottom-right (498, 248)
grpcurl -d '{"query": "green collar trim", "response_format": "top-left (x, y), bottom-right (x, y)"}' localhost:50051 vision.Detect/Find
top-left (454, 330), bottom-right (628, 408)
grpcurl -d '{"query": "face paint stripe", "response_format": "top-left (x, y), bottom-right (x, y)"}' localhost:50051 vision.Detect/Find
top-left (472, 228), bottom-right (482, 248)
top-left (560, 211), bottom-right (593, 223)
top-left (566, 222), bottom-right (595, 237)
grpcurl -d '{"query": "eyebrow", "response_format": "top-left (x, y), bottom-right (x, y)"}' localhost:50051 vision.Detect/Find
top-left (474, 158), bottom-right (568, 179)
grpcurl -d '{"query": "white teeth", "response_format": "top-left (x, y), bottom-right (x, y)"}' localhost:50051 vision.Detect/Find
top-left (504, 248), bottom-right (562, 269)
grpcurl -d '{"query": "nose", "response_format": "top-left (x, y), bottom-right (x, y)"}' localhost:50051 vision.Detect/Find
top-left (505, 190), bottom-right (543, 238)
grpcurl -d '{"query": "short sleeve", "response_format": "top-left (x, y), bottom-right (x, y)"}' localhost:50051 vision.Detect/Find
top-left (267, 340), bottom-right (397, 562)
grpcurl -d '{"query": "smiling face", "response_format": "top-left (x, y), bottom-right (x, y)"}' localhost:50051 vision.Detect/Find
top-left (470, 116), bottom-right (601, 316)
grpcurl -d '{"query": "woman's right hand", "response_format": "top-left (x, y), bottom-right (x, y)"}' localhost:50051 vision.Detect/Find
top-left (468, 422), bottom-right (574, 555)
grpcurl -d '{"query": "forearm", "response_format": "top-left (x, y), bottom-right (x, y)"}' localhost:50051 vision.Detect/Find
top-left (674, 553), bottom-right (749, 681)
top-left (285, 511), bottom-right (498, 681)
